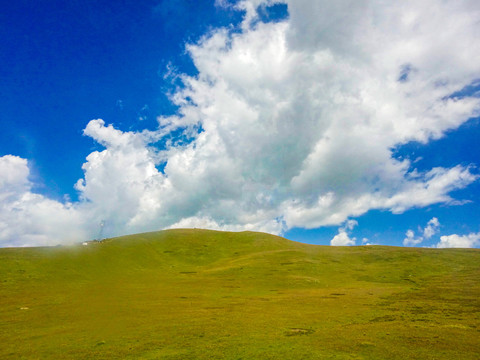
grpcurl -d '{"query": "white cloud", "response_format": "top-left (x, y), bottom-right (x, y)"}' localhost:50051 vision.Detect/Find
top-left (361, 238), bottom-right (374, 245)
top-left (0, 156), bottom-right (88, 247)
top-left (74, 119), bottom-right (166, 235)
top-left (331, 220), bottom-right (357, 246)
top-left (344, 220), bottom-right (358, 231)
top-left (403, 217), bottom-right (441, 246)
top-left (2, 0), bottom-right (480, 246)
top-left (403, 229), bottom-right (419, 246)
top-left (423, 217), bottom-right (440, 239)
top-left (0, 155), bottom-right (30, 202)
top-left (435, 232), bottom-right (480, 248)
top-left (331, 231), bottom-right (356, 246)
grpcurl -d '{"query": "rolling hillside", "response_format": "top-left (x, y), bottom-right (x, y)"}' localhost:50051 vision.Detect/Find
top-left (1, 229), bottom-right (479, 359)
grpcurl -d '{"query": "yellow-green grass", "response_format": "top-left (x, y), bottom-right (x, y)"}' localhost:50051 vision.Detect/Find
top-left (1, 229), bottom-right (479, 359)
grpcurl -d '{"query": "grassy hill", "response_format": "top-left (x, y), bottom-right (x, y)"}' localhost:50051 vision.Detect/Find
top-left (1, 229), bottom-right (479, 359)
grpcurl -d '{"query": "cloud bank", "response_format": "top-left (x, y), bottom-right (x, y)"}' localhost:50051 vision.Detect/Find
top-left (436, 232), bottom-right (480, 248)
top-left (2, 0), bottom-right (480, 246)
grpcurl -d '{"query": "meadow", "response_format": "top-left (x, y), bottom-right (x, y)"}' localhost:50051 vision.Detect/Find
top-left (1, 229), bottom-right (479, 359)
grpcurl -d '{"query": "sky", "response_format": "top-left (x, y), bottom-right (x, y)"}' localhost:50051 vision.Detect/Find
top-left (1, 0), bottom-right (480, 248)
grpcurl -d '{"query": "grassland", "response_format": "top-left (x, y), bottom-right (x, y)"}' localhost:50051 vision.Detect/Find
top-left (1, 229), bottom-right (479, 359)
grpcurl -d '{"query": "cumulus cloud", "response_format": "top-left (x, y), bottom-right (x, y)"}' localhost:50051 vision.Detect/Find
top-left (435, 232), bottom-right (480, 248)
top-left (423, 217), bottom-right (440, 239)
top-left (331, 220), bottom-right (357, 246)
top-left (0, 156), bottom-right (88, 247)
top-left (403, 229), bottom-right (420, 246)
top-left (403, 217), bottom-right (440, 246)
top-left (2, 0), bottom-right (480, 246)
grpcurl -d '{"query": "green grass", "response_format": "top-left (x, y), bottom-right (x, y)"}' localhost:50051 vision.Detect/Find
top-left (1, 229), bottom-right (479, 359)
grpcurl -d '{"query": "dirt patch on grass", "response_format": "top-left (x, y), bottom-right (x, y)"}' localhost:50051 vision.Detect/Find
top-left (285, 328), bottom-right (315, 336)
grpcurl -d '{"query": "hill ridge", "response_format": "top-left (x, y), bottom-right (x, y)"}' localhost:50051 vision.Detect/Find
top-left (1, 228), bottom-right (479, 359)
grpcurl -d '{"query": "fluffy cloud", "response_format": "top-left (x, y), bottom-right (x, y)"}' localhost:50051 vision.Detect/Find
top-left (155, 0), bottom-right (479, 233)
top-left (423, 217), bottom-right (440, 239)
top-left (0, 156), bottom-right (88, 247)
top-left (403, 217), bottom-right (440, 246)
top-left (331, 220), bottom-right (358, 246)
top-left (0, 155), bottom-right (30, 201)
top-left (2, 0), bottom-right (480, 246)
top-left (435, 232), bottom-right (480, 248)
top-left (403, 229), bottom-right (418, 246)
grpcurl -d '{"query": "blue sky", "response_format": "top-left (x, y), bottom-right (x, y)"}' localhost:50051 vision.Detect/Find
top-left (1, 0), bottom-right (242, 198)
top-left (1, 0), bottom-right (479, 248)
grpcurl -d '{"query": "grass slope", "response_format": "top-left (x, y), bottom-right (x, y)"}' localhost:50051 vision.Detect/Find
top-left (1, 229), bottom-right (479, 359)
